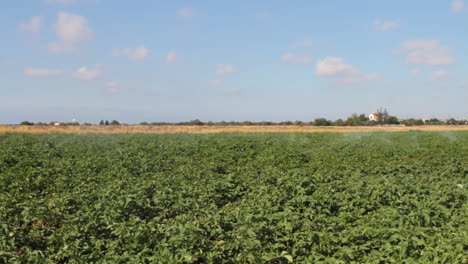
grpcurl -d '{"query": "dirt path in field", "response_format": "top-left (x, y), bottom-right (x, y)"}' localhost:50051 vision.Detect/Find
top-left (1, 125), bottom-right (468, 134)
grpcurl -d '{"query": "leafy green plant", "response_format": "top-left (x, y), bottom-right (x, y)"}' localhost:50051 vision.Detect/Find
top-left (0, 132), bottom-right (467, 263)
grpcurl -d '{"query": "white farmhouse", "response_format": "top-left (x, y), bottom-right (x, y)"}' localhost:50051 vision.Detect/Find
top-left (368, 113), bottom-right (382, 122)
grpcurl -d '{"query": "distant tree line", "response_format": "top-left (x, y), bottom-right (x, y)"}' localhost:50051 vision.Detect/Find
top-left (99, 120), bottom-right (120, 125)
top-left (138, 117), bottom-right (467, 127)
top-left (17, 109), bottom-right (468, 127)
top-left (19, 121), bottom-right (81, 126)
top-left (18, 120), bottom-right (119, 126)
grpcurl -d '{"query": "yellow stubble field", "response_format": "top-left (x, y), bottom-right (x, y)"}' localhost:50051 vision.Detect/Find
top-left (1, 125), bottom-right (468, 134)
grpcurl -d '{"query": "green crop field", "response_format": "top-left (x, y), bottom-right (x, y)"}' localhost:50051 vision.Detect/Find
top-left (0, 132), bottom-right (467, 263)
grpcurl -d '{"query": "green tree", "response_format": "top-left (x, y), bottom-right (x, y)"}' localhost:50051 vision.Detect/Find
top-left (387, 116), bottom-right (399, 124)
top-left (294, 120), bottom-right (305, 126)
top-left (313, 118), bottom-right (331, 126)
top-left (20, 121), bottom-right (34, 126)
top-left (189, 119), bottom-right (204, 126)
top-left (110, 120), bottom-right (120, 125)
top-left (345, 113), bottom-right (367, 126)
top-left (446, 118), bottom-right (462, 125)
top-left (280, 121), bottom-right (293, 125)
top-left (359, 114), bottom-right (368, 124)
top-left (401, 118), bottom-right (424, 126)
top-left (332, 119), bottom-right (345, 126)
top-left (446, 118), bottom-right (455, 125)
top-left (376, 108), bottom-right (389, 124)
top-left (425, 118), bottom-right (442, 125)
top-left (104, 120), bottom-right (110, 125)
top-left (99, 120), bottom-right (104, 125)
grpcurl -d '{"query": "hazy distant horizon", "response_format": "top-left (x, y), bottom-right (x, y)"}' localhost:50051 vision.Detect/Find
top-left (1, 108), bottom-right (467, 125)
top-left (1, 0), bottom-right (467, 124)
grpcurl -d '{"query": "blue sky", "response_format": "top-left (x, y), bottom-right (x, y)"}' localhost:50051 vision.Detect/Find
top-left (1, 0), bottom-right (467, 123)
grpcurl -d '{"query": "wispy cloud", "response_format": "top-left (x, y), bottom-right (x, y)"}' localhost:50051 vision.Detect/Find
top-left (112, 46), bottom-right (150, 61)
top-left (316, 57), bottom-right (380, 84)
top-left (211, 79), bottom-right (221, 86)
top-left (283, 40), bottom-right (313, 64)
top-left (289, 39), bottom-right (314, 50)
top-left (429, 70), bottom-right (450, 81)
top-left (19, 16), bottom-right (42, 33)
top-left (216, 64), bottom-right (237, 75)
top-left (24, 65), bottom-right (106, 82)
top-left (166, 51), bottom-right (177, 64)
top-left (451, 0), bottom-right (465, 12)
top-left (282, 52), bottom-right (312, 64)
top-left (24, 67), bottom-right (62, 77)
top-left (374, 19), bottom-right (401, 31)
top-left (47, 12), bottom-right (93, 54)
top-left (71, 65), bottom-right (102, 81)
top-left (400, 40), bottom-right (454, 65)
top-left (178, 8), bottom-right (193, 20)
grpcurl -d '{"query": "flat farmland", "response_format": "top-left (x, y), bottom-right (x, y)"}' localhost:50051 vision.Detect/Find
top-left (0, 132), bottom-right (467, 263)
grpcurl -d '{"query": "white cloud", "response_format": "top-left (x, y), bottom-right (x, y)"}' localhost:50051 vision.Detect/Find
top-left (24, 67), bottom-right (62, 77)
top-left (216, 64), bottom-right (237, 75)
top-left (316, 57), bottom-right (379, 84)
top-left (452, 0), bottom-right (464, 12)
top-left (282, 52), bottom-right (312, 64)
top-left (374, 19), bottom-right (401, 31)
top-left (44, 0), bottom-right (76, 4)
top-left (178, 8), bottom-right (193, 20)
top-left (400, 40), bottom-right (454, 65)
top-left (19, 16), bottom-right (42, 33)
top-left (112, 46), bottom-right (150, 61)
top-left (48, 12), bottom-right (93, 54)
top-left (429, 70), bottom-right (449, 81)
top-left (211, 79), bottom-right (221, 86)
top-left (71, 65), bottom-right (102, 81)
top-left (410, 69), bottom-right (421, 76)
top-left (55, 12), bottom-right (92, 42)
top-left (256, 11), bottom-right (271, 21)
top-left (316, 57), bottom-right (359, 76)
top-left (166, 51), bottom-right (177, 64)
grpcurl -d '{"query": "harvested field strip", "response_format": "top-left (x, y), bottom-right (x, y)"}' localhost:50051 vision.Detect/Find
top-left (1, 125), bottom-right (468, 134)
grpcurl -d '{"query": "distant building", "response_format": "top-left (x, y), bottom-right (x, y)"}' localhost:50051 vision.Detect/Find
top-left (421, 118), bottom-right (432, 124)
top-left (54, 122), bottom-right (61, 126)
top-left (368, 113), bottom-right (381, 121)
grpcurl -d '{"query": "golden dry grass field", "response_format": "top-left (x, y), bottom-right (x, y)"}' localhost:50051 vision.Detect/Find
top-left (1, 125), bottom-right (468, 134)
